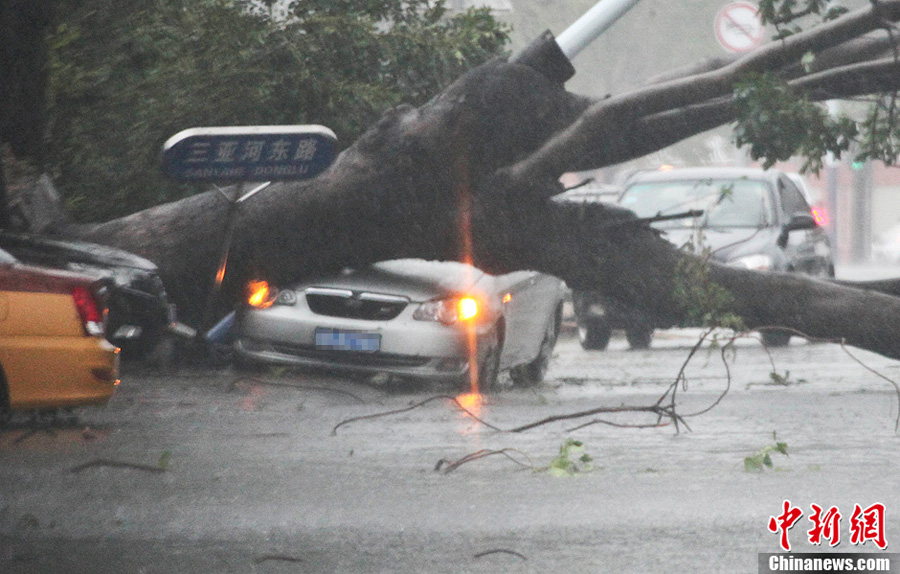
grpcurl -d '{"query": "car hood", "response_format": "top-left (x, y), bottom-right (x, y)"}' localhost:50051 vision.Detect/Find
top-left (0, 232), bottom-right (158, 272)
top-left (656, 226), bottom-right (778, 263)
top-left (297, 259), bottom-right (491, 302)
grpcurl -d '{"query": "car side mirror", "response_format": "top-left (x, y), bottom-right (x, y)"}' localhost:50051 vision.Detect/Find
top-left (778, 213), bottom-right (818, 248)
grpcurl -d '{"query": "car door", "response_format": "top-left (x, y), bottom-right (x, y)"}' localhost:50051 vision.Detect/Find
top-left (491, 270), bottom-right (540, 368)
top-left (777, 175), bottom-right (832, 275)
top-left (494, 271), bottom-right (560, 368)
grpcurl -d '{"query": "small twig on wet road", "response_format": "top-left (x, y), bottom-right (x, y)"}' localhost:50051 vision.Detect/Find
top-left (254, 554), bottom-right (305, 564)
top-left (230, 376), bottom-right (369, 403)
top-left (10, 411), bottom-right (82, 444)
top-left (474, 548), bottom-right (528, 561)
top-left (839, 340), bottom-right (900, 431)
top-left (739, 328), bottom-right (900, 431)
top-left (654, 328), bottom-right (715, 432)
top-left (13, 428), bottom-right (44, 445)
top-left (565, 418), bottom-right (670, 432)
top-left (508, 403), bottom-right (688, 433)
top-left (70, 459), bottom-right (168, 474)
top-left (435, 448), bottom-right (535, 474)
top-left (331, 395), bottom-right (503, 435)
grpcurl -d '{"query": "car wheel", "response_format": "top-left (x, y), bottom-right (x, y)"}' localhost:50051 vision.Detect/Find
top-left (578, 319), bottom-right (611, 351)
top-left (625, 326), bottom-right (653, 350)
top-left (460, 327), bottom-right (501, 393)
top-left (509, 307), bottom-right (561, 387)
top-left (761, 330), bottom-right (792, 347)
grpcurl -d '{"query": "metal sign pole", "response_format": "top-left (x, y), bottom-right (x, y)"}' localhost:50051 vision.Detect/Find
top-left (198, 181), bottom-right (272, 339)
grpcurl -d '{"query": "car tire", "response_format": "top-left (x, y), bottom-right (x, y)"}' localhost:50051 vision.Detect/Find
top-left (578, 319), bottom-right (611, 351)
top-left (761, 330), bottom-right (792, 347)
top-left (461, 326), bottom-right (501, 393)
top-left (509, 306), bottom-right (561, 387)
top-left (625, 326), bottom-right (653, 350)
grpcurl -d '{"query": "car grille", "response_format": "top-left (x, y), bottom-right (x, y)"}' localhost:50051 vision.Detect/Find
top-left (305, 288), bottom-right (408, 320)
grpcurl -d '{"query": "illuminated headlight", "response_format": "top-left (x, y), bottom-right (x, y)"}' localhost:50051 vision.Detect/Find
top-left (728, 254), bottom-right (773, 271)
top-left (413, 296), bottom-right (480, 325)
top-left (247, 280), bottom-right (276, 309)
top-left (247, 281), bottom-right (297, 308)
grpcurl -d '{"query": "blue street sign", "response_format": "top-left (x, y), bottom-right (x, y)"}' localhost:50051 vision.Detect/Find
top-left (161, 125), bottom-right (336, 182)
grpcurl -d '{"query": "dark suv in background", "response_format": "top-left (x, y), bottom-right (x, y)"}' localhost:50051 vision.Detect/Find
top-left (569, 167), bottom-right (834, 350)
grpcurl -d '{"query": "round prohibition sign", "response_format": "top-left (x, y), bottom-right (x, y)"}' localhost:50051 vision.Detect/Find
top-left (715, 2), bottom-right (764, 53)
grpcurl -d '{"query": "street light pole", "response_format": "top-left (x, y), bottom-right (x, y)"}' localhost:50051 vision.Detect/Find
top-left (555, 0), bottom-right (642, 60)
top-left (513, 0), bottom-right (642, 83)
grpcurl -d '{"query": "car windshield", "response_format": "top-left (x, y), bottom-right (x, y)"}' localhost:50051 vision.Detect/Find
top-left (619, 178), bottom-right (773, 228)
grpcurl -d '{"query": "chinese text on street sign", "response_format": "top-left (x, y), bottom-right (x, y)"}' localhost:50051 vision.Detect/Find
top-left (162, 125), bottom-right (336, 182)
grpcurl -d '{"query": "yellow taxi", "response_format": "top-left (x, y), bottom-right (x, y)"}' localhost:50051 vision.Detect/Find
top-left (0, 248), bottom-right (119, 423)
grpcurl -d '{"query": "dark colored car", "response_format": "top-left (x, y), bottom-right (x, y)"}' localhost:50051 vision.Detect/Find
top-left (568, 167), bottom-right (835, 350)
top-left (0, 232), bottom-right (174, 356)
top-left (234, 259), bottom-right (566, 391)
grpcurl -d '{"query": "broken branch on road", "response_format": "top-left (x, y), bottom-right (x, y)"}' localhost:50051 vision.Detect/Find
top-left (435, 448), bottom-right (536, 474)
top-left (70, 459), bottom-right (168, 474)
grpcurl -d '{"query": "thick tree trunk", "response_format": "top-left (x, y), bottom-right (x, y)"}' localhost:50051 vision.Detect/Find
top-left (49, 2), bottom-right (900, 361)
top-left (65, 59), bottom-right (589, 321)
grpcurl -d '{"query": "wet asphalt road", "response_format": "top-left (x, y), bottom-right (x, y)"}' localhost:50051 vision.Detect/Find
top-left (2, 316), bottom-right (900, 573)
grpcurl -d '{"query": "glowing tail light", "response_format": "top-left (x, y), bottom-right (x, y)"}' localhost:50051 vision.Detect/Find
top-left (811, 205), bottom-right (828, 227)
top-left (72, 286), bottom-right (105, 336)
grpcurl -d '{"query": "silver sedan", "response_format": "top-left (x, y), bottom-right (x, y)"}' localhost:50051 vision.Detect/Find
top-left (233, 259), bottom-right (565, 391)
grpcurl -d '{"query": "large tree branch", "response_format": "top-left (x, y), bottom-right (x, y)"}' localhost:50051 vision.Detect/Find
top-left (509, 1), bottom-right (900, 180)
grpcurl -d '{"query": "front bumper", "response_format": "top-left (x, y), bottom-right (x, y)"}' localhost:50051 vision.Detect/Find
top-left (2, 336), bottom-right (120, 410)
top-left (234, 303), bottom-right (493, 381)
top-left (235, 337), bottom-right (473, 381)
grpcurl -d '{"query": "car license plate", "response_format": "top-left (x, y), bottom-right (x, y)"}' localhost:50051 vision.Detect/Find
top-left (315, 328), bottom-right (381, 352)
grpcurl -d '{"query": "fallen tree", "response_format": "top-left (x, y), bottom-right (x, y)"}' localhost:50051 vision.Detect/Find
top-left (36, 0), bottom-right (900, 360)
